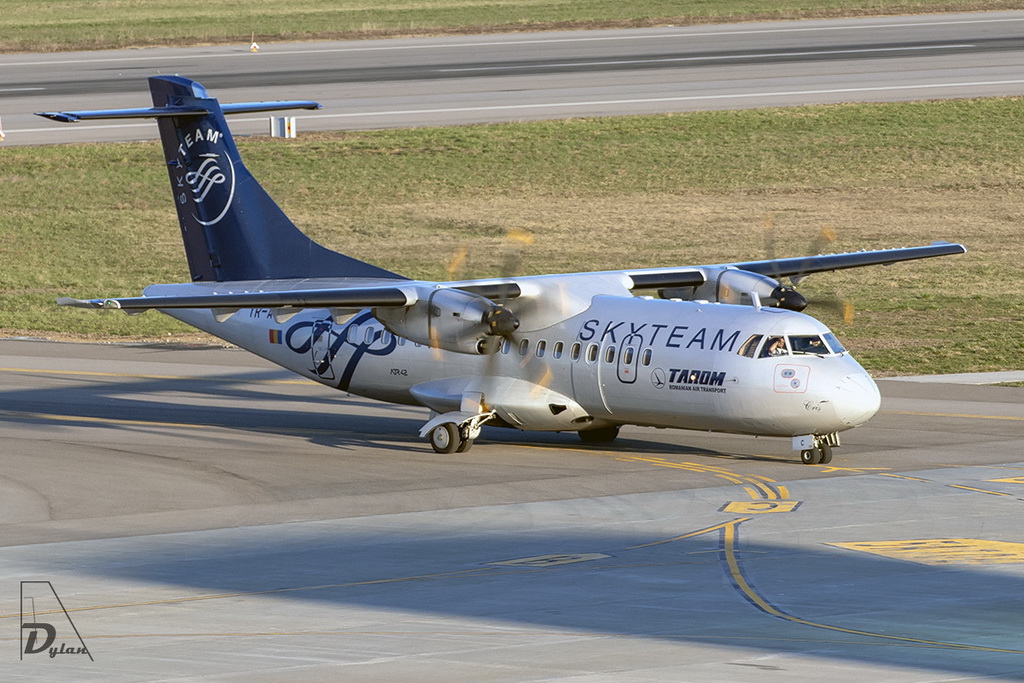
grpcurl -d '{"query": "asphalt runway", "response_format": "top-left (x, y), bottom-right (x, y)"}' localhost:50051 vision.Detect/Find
top-left (1, 338), bottom-right (1023, 680)
top-left (5, 11), bottom-right (1024, 145)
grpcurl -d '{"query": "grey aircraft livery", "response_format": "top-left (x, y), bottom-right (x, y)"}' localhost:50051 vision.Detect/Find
top-left (42, 76), bottom-right (966, 464)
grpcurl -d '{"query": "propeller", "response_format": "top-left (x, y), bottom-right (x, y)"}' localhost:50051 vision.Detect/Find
top-left (760, 214), bottom-right (806, 311)
top-left (442, 228), bottom-right (533, 356)
top-left (762, 216), bottom-right (855, 324)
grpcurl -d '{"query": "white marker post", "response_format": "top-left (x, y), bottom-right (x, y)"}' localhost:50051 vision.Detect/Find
top-left (269, 116), bottom-right (296, 138)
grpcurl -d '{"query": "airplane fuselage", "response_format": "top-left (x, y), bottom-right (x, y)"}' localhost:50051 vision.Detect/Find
top-left (160, 285), bottom-right (880, 442)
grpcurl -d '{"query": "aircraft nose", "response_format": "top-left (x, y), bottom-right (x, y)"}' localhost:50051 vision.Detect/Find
top-left (833, 372), bottom-right (881, 427)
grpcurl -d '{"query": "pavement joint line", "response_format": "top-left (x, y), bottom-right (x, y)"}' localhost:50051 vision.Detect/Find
top-left (0, 410), bottom-right (358, 437)
top-left (946, 484), bottom-right (1011, 496)
top-left (881, 473), bottom-right (1016, 498)
top-left (884, 410), bottom-right (1024, 421)
top-left (0, 366), bottom-right (313, 385)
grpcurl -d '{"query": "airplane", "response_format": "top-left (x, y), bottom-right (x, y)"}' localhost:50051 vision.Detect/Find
top-left (40, 76), bottom-right (966, 464)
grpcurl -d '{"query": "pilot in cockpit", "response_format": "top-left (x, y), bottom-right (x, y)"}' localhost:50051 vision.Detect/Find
top-left (761, 336), bottom-right (788, 358)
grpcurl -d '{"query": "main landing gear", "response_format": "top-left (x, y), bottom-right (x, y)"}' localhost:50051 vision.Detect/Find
top-left (577, 425), bottom-right (620, 444)
top-left (428, 422), bottom-right (475, 454)
top-left (423, 411), bottom-right (495, 454)
top-left (798, 433), bottom-right (839, 465)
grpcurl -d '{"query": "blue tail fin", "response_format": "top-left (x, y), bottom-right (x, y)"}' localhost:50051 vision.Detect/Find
top-left (39, 75), bottom-right (404, 283)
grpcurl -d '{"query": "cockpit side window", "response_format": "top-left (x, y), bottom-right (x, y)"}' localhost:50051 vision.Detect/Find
top-left (759, 336), bottom-right (789, 358)
top-left (738, 334), bottom-right (763, 358)
top-left (790, 335), bottom-right (828, 355)
top-left (823, 332), bottom-right (846, 354)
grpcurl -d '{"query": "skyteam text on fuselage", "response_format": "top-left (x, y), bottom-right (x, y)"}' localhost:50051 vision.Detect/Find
top-left (41, 76), bottom-right (966, 464)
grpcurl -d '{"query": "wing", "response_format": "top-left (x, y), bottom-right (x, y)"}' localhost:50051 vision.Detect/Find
top-left (623, 241), bottom-right (967, 290)
top-left (57, 281), bottom-right (522, 312)
top-left (722, 241), bottom-right (967, 279)
top-left (58, 242), bottom-right (965, 314)
top-left (58, 241), bottom-right (965, 351)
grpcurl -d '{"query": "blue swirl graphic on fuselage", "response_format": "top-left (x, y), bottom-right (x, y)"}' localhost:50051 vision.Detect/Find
top-left (284, 311), bottom-right (397, 391)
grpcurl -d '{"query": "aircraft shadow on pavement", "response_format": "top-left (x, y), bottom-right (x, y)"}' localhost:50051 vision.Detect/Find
top-left (0, 370), bottom-right (427, 453)
top-left (57, 521), bottom-right (1024, 678)
top-left (0, 370), bottom-right (762, 459)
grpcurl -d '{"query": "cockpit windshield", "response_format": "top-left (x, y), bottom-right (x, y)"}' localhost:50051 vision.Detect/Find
top-left (738, 331), bottom-right (847, 358)
top-left (822, 332), bottom-right (846, 354)
top-left (789, 335), bottom-right (828, 355)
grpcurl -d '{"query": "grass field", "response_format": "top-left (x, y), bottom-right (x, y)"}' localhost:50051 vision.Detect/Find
top-left (2, 98), bottom-right (1022, 375)
top-left (2, 0), bottom-right (1023, 52)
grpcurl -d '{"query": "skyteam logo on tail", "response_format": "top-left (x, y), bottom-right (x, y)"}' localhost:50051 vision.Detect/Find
top-left (175, 125), bottom-right (235, 227)
top-left (187, 154), bottom-right (226, 202)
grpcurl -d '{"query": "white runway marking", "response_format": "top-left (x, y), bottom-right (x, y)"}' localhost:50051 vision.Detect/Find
top-left (435, 45), bottom-right (977, 72)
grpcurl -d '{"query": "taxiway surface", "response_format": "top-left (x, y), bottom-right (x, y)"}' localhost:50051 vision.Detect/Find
top-left (1, 339), bottom-right (1022, 680)
top-left (5, 11), bottom-right (1024, 145)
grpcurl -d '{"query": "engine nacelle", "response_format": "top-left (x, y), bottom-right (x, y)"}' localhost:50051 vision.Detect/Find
top-left (667, 267), bottom-right (808, 311)
top-left (374, 288), bottom-right (515, 355)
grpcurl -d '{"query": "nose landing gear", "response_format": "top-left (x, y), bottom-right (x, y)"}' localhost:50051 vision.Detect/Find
top-left (797, 433), bottom-right (840, 464)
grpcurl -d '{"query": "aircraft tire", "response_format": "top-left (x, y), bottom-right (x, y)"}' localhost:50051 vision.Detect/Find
top-left (800, 448), bottom-right (821, 465)
top-left (456, 438), bottom-right (475, 453)
top-left (578, 425), bottom-right (620, 444)
top-left (429, 423), bottom-right (461, 454)
top-left (818, 444), bottom-right (833, 464)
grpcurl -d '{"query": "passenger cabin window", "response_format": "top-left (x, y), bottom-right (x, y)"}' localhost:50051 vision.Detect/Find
top-left (641, 348), bottom-right (653, 366)
top-left (552, 341), bottom-right (564, 359)
top-left (738, 334), bottom-right (763, 358)
top-left (570, 342), bottom-right (582, 361)
top-left (586, 343), bottom-right (599, 363)
top-left (622, 347), bottom-right (635, 366)
top-left (759, 336), bottom-right (788, 358)
top-left (536, 340), bottom-right (547, 358)
top-left (519, 339), bottom-right (530, 356)
top-left (501, 338), bottom-right (511, 354)
top-left (604, 345), bottom-right (617, 364)
top-left (790, 335), bottom-right (828, 355)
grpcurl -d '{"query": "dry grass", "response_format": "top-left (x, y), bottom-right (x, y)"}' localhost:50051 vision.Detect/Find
top-left (3, 99), bottom-right (1022, 374)
top-left (3, 0), bottom-right (1024, 52)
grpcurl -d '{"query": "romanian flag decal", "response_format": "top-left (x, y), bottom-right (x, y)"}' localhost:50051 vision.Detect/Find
top-left (268, 329), bottom-right (282, 344)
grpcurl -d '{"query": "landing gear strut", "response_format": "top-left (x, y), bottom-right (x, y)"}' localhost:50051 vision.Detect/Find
top-left (798, 433), bottom-right (838, 465)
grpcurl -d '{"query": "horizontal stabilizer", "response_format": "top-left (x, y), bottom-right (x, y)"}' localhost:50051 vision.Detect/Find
top-left (37, 101), bottom-right (320, 123)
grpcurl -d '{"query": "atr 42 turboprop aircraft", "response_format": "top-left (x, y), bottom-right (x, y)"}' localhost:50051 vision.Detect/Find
top-left (43, 76), bottom-right (966, 464)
